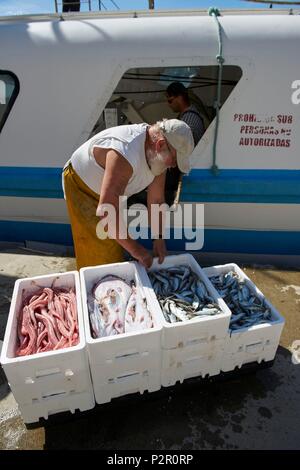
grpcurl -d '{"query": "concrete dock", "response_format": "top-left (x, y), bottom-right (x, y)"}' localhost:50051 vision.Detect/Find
top-left (0, 245), bottom-right (299, 450)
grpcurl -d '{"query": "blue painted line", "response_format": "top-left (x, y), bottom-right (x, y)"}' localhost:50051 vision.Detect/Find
top-left (0, 220), bottom-right (73, 246)
top-left (181, 169), bottom-right (300, 204)
top-left (0, 167), bottom-right (300, 204)
top-left (166, 229), bottom-right (300, 255)
top-left (1, 220), bottom-right (299, 256)
top-left (0, 167), bottom-right (64, 198)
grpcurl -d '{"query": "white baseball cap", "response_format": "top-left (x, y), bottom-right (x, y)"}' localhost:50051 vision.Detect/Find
top-left (158, 119), bottom-right (194, 173)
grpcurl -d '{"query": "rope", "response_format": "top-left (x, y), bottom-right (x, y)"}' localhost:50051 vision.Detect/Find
top-left (208, 7), bottom-right (224, 176)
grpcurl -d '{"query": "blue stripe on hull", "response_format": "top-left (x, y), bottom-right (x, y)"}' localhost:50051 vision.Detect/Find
top-left (166, 229), bottom-right (300, 255)
top-left (1, 220), bottom-right (299, 256)
top-left (0, 167), bottom-right (64, 198)
top-left (0, 167), bottom-right (300, 204)
top-left (0, 220), bottom-right (73, 245)
top-left (181, 169), bottom-right (300, 204)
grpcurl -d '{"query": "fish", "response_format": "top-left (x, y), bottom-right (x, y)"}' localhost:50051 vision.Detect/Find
top-left (91, 275), bottom-right (131, 337)
top-left (148, 265), bottom-right (221, 323)
top-left (89, 275), bottom-right (153, 338)
top-left (209, 271), bottom-right (273, 331)
top-left (125, 285), bottom-right (153, 332)
top-left (88, 298), bottom-right (106, 338)
top-left (16, 287), bottom-right (79, 357)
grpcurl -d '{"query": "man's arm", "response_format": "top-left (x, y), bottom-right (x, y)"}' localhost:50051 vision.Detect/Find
top-left (147, 171), bottom-right (167, 264)
top-left (97, 149), bottom-right (153, 268)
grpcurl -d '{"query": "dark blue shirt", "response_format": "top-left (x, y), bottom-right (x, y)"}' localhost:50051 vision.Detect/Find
top-left (180, 104), bottom-right (205, 145)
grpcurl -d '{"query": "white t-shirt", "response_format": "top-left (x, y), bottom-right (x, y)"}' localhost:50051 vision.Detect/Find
top-left (69, 123), bottom-right (155, 197)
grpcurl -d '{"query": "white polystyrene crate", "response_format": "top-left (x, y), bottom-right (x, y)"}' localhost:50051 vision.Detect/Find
top-left (138, 254), bottom-right (231, 350)
top-left (18, 390), bottom-right (95, 424)
top-left (221, 333), bottom-right (282, 372)
top-left (9, 368), bottom-right (92, 405)
top-left (91, 360), bottom-right (159, 404)
top-left (80, 261), bottom-right (162, 405)
top-left (160, 338), bottom-right (225, 387)
top-left (0, 271), bottom-right (95, 422)
top-left (203, 263), bottom-right (285, 372)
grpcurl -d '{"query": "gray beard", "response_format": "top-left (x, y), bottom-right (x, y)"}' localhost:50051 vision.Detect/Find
top-left (146, 149), bottom-right (167, 176)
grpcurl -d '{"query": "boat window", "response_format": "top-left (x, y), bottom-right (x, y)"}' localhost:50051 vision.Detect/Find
top-left (0, 71), bottom-right (19, 133)
top-left (89, 65), bottom-right (242, 206)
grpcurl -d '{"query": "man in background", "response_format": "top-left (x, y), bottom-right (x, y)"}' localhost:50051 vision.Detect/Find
top-left (164, 82), bottom-right (205, 199)
top-left (166, 81), bottom-right (204, 146)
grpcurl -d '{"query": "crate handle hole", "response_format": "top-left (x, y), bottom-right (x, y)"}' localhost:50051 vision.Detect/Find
top-left (115, 352), bottom-right (139, 360)
top-left (42, 390), bottom-right (67, 399)
top-left (186, 338), bottom-right (207, 346)
top-left (36, 368), bottom-right (61, 378)
top-left (116, 372), bottom-right (139, 382)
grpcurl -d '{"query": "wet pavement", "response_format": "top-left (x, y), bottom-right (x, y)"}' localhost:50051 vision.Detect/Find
top-left (0, 246), bottom-right (299, 450)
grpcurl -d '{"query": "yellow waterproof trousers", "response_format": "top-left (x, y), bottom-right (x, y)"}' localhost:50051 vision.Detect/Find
top-left (63, 163), bottom-right (124, 270)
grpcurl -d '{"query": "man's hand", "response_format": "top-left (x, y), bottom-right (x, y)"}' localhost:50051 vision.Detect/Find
top-left (133, 245), bottom-right (153, 269)
top-left (153, 239), bottom-right (167, 264)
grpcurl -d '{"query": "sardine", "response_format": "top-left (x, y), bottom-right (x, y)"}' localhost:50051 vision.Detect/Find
top-left (149, 265), bottom-right (221, 323)
top-left (209, 271), bottom-right (273, 331)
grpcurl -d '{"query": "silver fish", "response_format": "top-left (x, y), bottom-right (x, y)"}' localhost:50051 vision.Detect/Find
top-left (149, 265), bottom-right (221, 323)
top-left (209, 271), bottom-right (272, 331)
top-left (89, 298), bottom-right (106, 338)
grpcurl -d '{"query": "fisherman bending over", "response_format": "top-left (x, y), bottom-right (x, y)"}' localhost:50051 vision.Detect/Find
top-left (62, 119), bottom-right (194, 269)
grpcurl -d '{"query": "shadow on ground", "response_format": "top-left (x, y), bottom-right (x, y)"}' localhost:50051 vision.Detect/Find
top-left (40, 347), bottom-right (300, 450)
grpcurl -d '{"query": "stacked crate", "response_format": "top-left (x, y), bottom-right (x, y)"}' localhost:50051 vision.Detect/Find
top-left (80, 261), bottom-right (163, 404)
top-left (0, 258), bottom-right (285, 423)
top-left (0, 271), bottom-right (95, 424)
top-left (137, 254), bottom-right (231, 387)
top-left (203, 263), bottom-right (285, 372)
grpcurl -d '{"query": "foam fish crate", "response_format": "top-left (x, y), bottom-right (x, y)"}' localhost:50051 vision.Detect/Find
top-left (80, 261), bottom-right (163, 405)
top-left (0, 271), bottom-right (95, 424)
top-left (159, 338), bottom-right (225, 387)
top-left (138, 254), bottom-right (231, 349)
top-left (203, 263), bottom-right (285, 372)
top-left (136, 254), bottom-right (231, 387)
